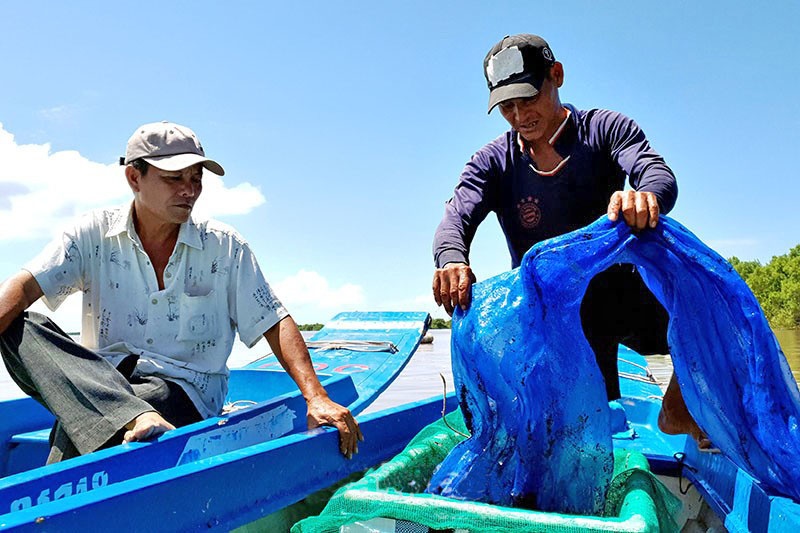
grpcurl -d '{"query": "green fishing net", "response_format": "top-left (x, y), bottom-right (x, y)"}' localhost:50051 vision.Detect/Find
top-left (292, 410), bottom-right (680, 533)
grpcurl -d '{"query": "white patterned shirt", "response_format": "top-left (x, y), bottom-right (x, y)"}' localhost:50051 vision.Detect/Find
top-left (25, 203), bottom-right (288, 418)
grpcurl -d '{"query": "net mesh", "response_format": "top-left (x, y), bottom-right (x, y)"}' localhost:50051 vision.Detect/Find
top-left (292, 410), bottom-right (680, 533)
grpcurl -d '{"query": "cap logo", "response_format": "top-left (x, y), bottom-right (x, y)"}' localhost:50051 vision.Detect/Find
top-left (542, 47), bottom-right (553, 61)
top-left (486, 46), bottom-right (524, 88)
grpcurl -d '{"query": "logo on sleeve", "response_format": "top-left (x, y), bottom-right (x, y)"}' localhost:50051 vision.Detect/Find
top-left (517, 196), bottom-right (541, 229)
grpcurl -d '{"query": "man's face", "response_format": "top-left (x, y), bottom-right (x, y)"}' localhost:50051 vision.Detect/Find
top-left (497, 75), bottom-right (563, 144)
top-left (132, 163), bottom-right (203, 225)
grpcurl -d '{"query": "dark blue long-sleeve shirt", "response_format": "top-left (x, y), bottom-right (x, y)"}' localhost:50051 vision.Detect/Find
top-left (433, 104), bottom-right (678, 268)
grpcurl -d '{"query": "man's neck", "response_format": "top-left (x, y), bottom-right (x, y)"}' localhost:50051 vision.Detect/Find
top-left (131, 203), bottom-right (181, 250)
top-left (529, 106), bottom-right (570, 153)
top-left (131, 204), bottom-right (182, 290)
top-left (520, 107), bottom-right (571, 175)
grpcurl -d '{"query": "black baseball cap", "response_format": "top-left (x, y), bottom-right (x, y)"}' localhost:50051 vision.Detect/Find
top-left (483, 34), bottom-right (556, 113)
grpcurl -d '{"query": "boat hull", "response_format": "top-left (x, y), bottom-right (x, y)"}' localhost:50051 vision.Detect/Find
top-left (0, 311), bottom-right (430, 530)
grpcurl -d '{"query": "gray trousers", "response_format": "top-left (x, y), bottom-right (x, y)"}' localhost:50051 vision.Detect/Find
top-left (0, 312), bottom-right (201, 463)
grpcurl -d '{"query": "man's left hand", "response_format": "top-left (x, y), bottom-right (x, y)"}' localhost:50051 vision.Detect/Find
top-left (607, 190), bottom-right (660, 230)
top-left (306, 396), bottom-right (363, 459)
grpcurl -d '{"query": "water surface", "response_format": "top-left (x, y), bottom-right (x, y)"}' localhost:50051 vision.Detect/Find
top-left (775, 329), bottom-right (800, 383)
top-left (1, 329), bottom-right (799, 407)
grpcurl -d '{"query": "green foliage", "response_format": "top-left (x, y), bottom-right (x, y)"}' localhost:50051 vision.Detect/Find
top-left (729, 245), bottom-right (800, 329)
top-left (430, 318), bottom-right (452, 329)
top-left (297, 323), bottom-right (324, 331)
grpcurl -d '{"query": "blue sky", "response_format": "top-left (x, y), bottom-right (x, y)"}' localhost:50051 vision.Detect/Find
top-left (0, 2), bottom-right (798, 330)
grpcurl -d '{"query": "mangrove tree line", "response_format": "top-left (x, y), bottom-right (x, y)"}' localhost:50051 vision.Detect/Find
top-left (730, 244), bottom-right (800, 329)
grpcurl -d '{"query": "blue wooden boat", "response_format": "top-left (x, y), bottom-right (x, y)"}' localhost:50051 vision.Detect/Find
top-left (289, 346), bottom-right (800, 532)
top-left (3, 326), bottom-right (798, 531)
top-left (0, 311), bottom-right (432, 530)
top-left (616, 349), bottom-right (800, 532)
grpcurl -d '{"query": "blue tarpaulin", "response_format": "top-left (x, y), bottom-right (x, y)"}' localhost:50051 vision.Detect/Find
top-left (426, 216), bottom-right (800, 511)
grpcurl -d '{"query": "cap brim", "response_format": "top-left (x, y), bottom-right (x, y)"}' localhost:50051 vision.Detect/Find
top-left (487, 83), bottom-right (540, 114)
top-left (143, 153), bottom-right (225, 176)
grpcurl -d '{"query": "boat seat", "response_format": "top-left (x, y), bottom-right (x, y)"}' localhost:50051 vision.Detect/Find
top-left (9, 429), bottom-right (50, 443)
top-left (6, 429), bottom-right (52, 475)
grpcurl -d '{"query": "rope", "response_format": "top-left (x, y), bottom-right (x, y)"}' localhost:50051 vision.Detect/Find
top-left (618, 371), bottom-right (660, 385)
top-left (673, 452), bottom-right (698, 495)
top-left (305, 340), bottom-right (399, 353)
top-left (249, 339), bottom-right (399, 364)
top-left (439, 373), bottom-right (469, 438)
top-left (221, 400), bottom-right (258, 414)
top-left (618, 357), bottom-right (657, 381)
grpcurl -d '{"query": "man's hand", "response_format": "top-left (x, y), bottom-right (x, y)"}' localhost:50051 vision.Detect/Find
top-left (607, 191), bottom-right (660, 230)
top-left (123, 411), bottom-right (175, 443)
top-left (432, 262), bottom-right (476, 316)
top-left (306, 395), bottom-right (363, 459)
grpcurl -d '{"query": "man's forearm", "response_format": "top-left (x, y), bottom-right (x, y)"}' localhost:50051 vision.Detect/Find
top-left (433, 205), bottom-right (472, 268)
top-left (263, 316), bottom-right (328, 401)
top-left (0, 271), bottom-right (43, 335)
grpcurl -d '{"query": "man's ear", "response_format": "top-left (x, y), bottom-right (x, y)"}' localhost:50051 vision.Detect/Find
top-left (551, 62), bottom-right (564, 88)
top-left (125, 165), bottom-right (141, 193)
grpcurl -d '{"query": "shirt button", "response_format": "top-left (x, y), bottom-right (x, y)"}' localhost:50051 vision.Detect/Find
top-left (165, 272), bottom-right (172, 279)
top-left (146, 338), bottom-right (154, 345)
top-left (151, 298), bottom-right (158, 305)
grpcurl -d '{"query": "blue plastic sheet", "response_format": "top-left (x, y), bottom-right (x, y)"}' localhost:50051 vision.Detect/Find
top-left (426, 215), bottom-right (800, 510)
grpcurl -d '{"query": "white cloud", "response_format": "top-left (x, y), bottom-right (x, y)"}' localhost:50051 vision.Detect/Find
top-left (407, 293), bottom-right (442, 317)
top-left (403, 293), bottom-right (450, 320)
top-left (351, 291), bottom-right (447, 321)
top-left (38, 105), bottom-right (76, 122)
top-left (192, 177), bottom-right (266, 219)
top-left (273, 270), bottom-right (365, 311)
top-left (0, 122), bottom-right (266, 242)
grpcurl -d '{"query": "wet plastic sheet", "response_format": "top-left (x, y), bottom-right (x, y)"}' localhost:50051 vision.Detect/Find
top-left (426, 216), bottom-right (800, 509)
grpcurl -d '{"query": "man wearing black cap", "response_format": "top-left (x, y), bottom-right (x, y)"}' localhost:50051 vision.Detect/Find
top-left (0, 121), bottom-right (362, 462)
top-left (432, 35), bottom-right (706, 445)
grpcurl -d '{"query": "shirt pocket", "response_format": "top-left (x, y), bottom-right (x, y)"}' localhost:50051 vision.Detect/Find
top-left (176, 290), bottom-right (220, 342)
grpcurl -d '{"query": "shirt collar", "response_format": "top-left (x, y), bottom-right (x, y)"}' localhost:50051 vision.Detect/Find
top-left (105, 202), bottom-right (204, 250)
top-left (177, 217), bottom-right (204, 250)
top-left (105, 203), bottom-right (135, 238)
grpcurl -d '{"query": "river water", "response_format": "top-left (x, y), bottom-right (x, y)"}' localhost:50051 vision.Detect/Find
top-left (1, 329), bottom-right (799, 409)
top-left (366, 328), bottom-right (800, 412)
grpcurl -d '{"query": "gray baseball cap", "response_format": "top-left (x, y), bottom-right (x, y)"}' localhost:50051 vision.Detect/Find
top-left (123, 121), bottom-right (225, 176)
top-left (484, 34), bottom-right (556, 114)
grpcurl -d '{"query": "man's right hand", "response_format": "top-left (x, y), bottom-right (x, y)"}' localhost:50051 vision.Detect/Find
top-left (432, 263), bottom-right (476, 316)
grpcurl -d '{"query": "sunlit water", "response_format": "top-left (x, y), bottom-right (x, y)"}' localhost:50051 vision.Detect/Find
top-left (370, 329), bottom-right (800, 410)
top-left (775, 329), bottom-right (800, 383)
top-left (1, 329), bottom-right (799, 409)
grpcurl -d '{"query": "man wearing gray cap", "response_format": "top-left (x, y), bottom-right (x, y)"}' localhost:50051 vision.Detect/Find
top-left (0, 121), bottom-right (362, 462)
top-left (432, 35), bottom-right (707, 447)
